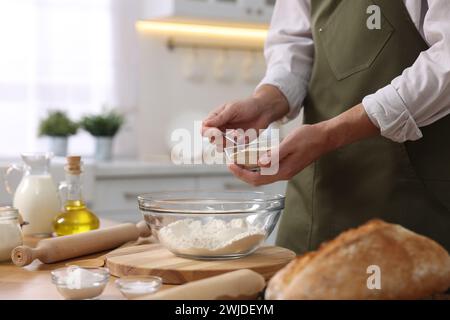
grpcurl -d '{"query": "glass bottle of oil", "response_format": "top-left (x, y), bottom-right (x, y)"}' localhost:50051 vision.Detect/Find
top-left (53, 156), bottom-right (99, 236)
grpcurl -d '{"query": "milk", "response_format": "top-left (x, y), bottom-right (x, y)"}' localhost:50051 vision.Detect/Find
top-left (13, 175), bottom-right (60, 236)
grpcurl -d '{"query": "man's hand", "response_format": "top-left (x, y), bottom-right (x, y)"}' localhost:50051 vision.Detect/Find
top-left (201, 85), bottom-right (289, 145)
top-left (228, 104), bottom-right (380, 186)
top-left (228, 124), bottom-right (328, 186)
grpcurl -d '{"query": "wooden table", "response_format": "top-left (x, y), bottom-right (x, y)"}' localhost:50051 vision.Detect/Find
top-left (0, 220), bottom-right (173, 300)
top-left (3, 228), bottom-right (449, 301)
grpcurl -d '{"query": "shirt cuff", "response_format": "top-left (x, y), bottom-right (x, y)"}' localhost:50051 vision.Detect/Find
top-left (256, 65), bottom-right (307, 122)
top-left (362, 85), bottom-right (423, 142)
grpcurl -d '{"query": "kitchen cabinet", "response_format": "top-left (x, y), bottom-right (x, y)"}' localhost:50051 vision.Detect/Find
top-left (93, 162), bottom-right (286, 220)
top-left (94, 177), bottom-right (196, 212)
top-left (92, 161), bottom-right (286, 244)
top-left (0, 160), bottom-right (286, 243)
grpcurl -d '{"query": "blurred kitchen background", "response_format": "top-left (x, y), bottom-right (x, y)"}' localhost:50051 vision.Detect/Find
top-left (0, 0), bottom-right (298, 238)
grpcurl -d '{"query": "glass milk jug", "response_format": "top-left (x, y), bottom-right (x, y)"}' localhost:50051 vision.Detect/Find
top-left (5, 153), bottom-right (60, 236)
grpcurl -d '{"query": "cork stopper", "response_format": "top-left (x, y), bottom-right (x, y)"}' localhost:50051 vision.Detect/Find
top-left (65, 156), bottom-right (82, 175)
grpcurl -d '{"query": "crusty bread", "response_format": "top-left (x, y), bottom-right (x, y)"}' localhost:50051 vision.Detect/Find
top-left (266, 220), bottom-right (450, 300)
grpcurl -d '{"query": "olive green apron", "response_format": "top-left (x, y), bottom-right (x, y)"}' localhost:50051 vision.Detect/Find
top-left (276, 0), bottom-right (450, 253)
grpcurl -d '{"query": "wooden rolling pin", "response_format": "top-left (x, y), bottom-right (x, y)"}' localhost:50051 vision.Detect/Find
top-left (12, 221), bottom-right (151, 267)
top-left (136, 269), bottom-right (266, 300)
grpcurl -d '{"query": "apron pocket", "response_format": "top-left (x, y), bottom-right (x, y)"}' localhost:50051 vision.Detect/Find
top-left (318, 0), bottom-right (394, 80)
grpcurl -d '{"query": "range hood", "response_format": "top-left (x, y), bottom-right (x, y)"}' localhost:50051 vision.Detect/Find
top-left (140, 0), bottom-right (274, 26)
top-left (137, 0), bottom-right (273, 51)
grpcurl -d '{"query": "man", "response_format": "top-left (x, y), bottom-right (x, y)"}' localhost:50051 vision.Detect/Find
top-left (202, 0), bottom-right (450, 253)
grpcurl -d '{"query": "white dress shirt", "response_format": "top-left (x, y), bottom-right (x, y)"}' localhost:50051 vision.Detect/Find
top-left (259, 0), bottom-right (450, 142)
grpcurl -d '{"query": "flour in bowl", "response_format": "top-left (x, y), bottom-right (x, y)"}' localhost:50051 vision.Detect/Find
top-left (158, 218), bottom-right (266, 257)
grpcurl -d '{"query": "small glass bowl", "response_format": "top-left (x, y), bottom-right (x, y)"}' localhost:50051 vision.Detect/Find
top-left (51, 266), bottom-right (109, 300)
top-left (224, 142), bottom-right (273, 171)
top-left (115, 276), bottom-right (162, 299)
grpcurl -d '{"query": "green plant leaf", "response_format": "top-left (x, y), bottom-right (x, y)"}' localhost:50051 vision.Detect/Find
top-left (38, 110), bottom-right (79, 137)
top-left (80, 110), bottom-right (125, 137)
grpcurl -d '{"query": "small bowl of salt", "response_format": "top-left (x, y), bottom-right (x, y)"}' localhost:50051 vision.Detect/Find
top-left (115, 276), bottom-right (162, 299)
top-left (51, 266), bottom-right (109, 300)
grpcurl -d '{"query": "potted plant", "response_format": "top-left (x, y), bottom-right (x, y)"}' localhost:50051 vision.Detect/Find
top-left (80, 110), bottom-right (124, 161)
top-left (38, 110), bottom-right (78, 157)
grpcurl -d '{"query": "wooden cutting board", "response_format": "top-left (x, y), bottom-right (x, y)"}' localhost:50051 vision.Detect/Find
top-left (106, 244), bottom-right (296, 284)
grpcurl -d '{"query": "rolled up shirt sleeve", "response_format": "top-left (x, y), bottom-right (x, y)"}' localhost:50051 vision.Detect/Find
top-left (257, 0), bottom-right (314, 120)
top-left (362, 0), bottom-right (450, 142)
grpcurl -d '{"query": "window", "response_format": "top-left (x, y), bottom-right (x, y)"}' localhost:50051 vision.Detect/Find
top-left (0, 0), bottom-right (114, 157)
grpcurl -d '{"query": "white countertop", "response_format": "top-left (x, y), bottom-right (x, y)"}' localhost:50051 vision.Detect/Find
top-left (0, 159), bottom-right (233, 204)
top-left (0, 158), bottom-right (231, 177)
top-left (94, 160), bottom-right (230, 178)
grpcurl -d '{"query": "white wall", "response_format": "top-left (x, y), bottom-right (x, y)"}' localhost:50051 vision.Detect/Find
top-left (136, 33), bottom-right (267, 161)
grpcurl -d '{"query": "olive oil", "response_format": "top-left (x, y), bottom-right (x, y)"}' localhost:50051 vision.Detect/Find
top-left (54, 200), bottom-right (99, 236)
top-left (53, 156), bottom-right (100, 236)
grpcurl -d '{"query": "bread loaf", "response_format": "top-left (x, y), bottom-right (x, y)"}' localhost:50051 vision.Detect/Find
top-left (266, 220), bottom-right (450, 300)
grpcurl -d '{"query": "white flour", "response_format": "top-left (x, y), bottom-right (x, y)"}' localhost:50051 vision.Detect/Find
top-left (56, 267), bottom-right (107, 300)
top-left (65, 267), bottom-right (104, 289)
top-left (158, 218), bottom-right (266, 256)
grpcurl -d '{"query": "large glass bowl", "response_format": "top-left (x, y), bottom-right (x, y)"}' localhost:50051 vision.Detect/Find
top-left (138, 191), bottom-right (285, 260)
